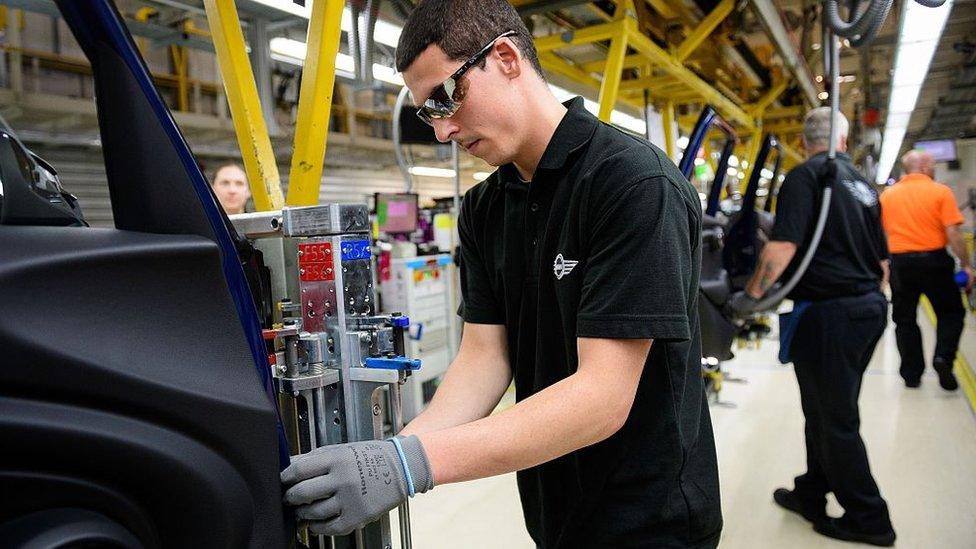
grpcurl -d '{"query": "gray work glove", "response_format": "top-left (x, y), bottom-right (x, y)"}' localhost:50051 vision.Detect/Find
top-left (280, 435), bottom-right (434, 536)
top-left (726, 290), bottom-right (760, 317)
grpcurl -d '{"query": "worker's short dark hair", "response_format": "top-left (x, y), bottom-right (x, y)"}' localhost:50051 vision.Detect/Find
top-left (211, 162), bottom-right (244, 186)
top-left (395, 0), bottom-right (544, 79)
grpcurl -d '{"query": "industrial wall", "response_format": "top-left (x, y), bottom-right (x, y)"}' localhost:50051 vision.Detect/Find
top-left (33, 145), bottom-right (478, 228)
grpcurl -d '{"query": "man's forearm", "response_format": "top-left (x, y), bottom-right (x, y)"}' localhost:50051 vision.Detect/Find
top-left (417, 338), bottom-right (648, 485)
top-left (399, 354), bottom-right (511, 438)
top-left (417, 370), bottom-right (625, 485)
top-left (745, 241), bottom-right (798, 298)
top-left (947, 225), bottom-right (971, 268)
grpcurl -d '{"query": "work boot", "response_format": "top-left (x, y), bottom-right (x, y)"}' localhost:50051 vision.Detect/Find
top-left (773, 488), bottom-right (828, 524)
top-left (814, 516), bottom-right (896, 547)
top-left (904, 378), bottom-right (921, 388)
top-left (932, 357), bottom-right (959, 391)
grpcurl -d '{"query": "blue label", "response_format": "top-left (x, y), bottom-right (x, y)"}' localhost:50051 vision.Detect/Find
top-left (340, 239), bottom-right (371, 261)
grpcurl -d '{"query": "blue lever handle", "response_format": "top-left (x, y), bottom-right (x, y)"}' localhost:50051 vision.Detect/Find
top-left (365, 356), bottom-right (422, 371)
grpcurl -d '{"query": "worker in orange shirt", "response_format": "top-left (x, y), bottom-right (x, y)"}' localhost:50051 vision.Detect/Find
top-left (880, 149), bottom-right (972, 391)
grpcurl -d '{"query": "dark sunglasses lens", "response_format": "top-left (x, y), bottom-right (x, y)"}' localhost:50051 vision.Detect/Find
top-left (416, 109), bottom-right (434, 126)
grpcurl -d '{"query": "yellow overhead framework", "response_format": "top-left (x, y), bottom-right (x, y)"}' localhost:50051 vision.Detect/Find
top-left (204, 0), bottom-right (284, 211)
top-left (286, 0), bottom-right (345, 206)
top-left (674, 0), bottom-right (735, 62)
top-left (533, 4), bottom-right (753, 129)
top-left (531, 0), bottom-right (812, 166)
top-left (748, 79), bottom-right (790, 118)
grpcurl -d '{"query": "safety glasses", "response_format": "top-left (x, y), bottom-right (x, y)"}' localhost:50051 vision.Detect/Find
top-left (415, 31), bottom-right (517, 126)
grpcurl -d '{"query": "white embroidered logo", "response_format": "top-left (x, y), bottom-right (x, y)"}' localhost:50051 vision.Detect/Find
top-left (553, 254), bottom-right (579, 280)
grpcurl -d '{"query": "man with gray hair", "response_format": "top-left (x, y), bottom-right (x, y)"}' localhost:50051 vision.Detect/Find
top-left (743, 107), bottom-right (895, 545)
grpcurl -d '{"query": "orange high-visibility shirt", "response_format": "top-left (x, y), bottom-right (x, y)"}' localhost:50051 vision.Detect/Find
top-left (880, 174), bottom-right (964, 254)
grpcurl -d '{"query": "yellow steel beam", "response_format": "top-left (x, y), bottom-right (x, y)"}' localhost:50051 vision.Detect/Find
top-left (764, 105), bottom-right (804, 119)
top-left (626, 88), bottom-right (702, 104)
top-left (204, 0), bottom-right (283, 211)
top-left (763, 121), bottom-right (804, 135)
top-left (535, 21), bottom-right (621, 53)
top-left (674, 0), bottom-right (735, 62)
top-left (581, 54), bottom-right (646, 74)
top-left (662, 100), bottom-right (676, 159)
top-left (645, 0), bottom-right (679, 19)
top-left (598, 21), bottom-right (629, 122)
top-left (780, 141), bottom-right (803, 165)
top-left (540, 52), bottom-right (645, 112)
top-left (748, 78), bottom-right (790, 118)
top-left (623, 18), bottom-right (754, 129)
top-left (286, 0), bottom-right (344, 206)
top-left (539, 52), bottom-right (603, 90)
top-left (620, 75), bottom-right (684, 91)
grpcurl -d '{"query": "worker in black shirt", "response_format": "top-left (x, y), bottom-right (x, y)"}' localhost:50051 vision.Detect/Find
top-left (742, 107), bottom-right (894, 546)
top-left (278, 0), bottom-right (722, 547)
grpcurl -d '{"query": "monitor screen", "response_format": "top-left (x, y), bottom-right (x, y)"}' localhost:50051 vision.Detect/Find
top-left (375, 193), bottom-right (419, 234)
top-left (914, 139), bottom-right (957, 162)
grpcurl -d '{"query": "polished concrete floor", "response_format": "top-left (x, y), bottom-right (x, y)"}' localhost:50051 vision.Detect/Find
top-left (391, 308), bottom-right (976, 548)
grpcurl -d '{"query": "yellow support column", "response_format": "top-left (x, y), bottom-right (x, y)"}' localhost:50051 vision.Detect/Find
top-left (286, 0), bottom-right (344, 206)
top-left (741, 128), bottom-right (763, 192)
top-left (597, 28), bottom-right (628, 122)
top-left (597, 0), bottom-right (633, 123)
top-left (170, 45), bottom-right (190, 112)
top-left (134, 7), bottom-right (156, 55)
top-left (204, 0), bottom-right (284, 211)
top-left (662, 100), bottom-right (676, 160)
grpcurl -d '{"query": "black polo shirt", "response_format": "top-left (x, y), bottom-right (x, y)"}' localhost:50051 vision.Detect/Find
top-left (457, 97), bottom-right (722, 548)
top-left (771, 152), bottom-right (888, 301)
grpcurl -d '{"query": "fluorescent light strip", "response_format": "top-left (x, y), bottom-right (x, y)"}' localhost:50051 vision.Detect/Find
top-left (269, 38), bottom-right (403, 86)
top-left (409, 166), bottom-right (456, 178)
top-left (247, 1), bottom-right (402, 47)
top-left (876, 0), bottom-right (953, 183)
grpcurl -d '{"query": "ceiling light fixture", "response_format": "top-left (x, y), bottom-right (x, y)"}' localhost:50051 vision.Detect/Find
top-left (876, 0), bottom-right (953, 183)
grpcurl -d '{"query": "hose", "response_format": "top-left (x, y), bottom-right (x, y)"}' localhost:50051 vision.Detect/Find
top-left (393, 86), bottom-right (415, 192)
top-left (751, 32), bottom-right (839, 313)
top-left (745, 0), bottom-right (950, 314)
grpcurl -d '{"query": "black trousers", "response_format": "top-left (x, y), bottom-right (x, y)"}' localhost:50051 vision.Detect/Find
top-left (889, 250), bottom-right (965, 382)
top-left (790, 291), bottom-right (892, 533)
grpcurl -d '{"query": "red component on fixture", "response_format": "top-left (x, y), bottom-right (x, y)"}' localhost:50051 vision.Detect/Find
top-left (298, 242), bottom-right (335, 281)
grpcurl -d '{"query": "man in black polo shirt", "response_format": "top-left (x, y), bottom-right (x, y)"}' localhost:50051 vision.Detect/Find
top-left (741, 107), bottom-right (894, 546)
top-left (279, 0), bottom-right (721, 546)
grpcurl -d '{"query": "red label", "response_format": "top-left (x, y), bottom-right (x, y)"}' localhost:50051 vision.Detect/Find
top-left (298, 242), bottom-right (334, 281)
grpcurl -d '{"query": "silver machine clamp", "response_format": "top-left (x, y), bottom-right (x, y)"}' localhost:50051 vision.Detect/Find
top-left (232, 204), bottom-right (420, 549)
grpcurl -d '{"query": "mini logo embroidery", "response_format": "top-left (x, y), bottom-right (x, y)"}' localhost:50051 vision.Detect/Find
top-left (553, 254), bottom-right (578, 280)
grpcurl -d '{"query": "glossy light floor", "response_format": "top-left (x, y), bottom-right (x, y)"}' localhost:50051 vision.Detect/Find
top-left (392, 309), bottom-right (976, 548)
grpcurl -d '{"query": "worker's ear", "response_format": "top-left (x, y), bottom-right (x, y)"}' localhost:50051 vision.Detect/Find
top-left (838, 134), bottom-right (848, 153)
top-left (493, 38), bottom-right (522, 81)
